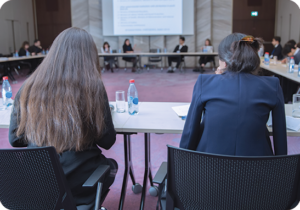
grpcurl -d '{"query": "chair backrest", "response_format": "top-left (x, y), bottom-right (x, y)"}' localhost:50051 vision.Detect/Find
top-left (166, 145), bottom-right (300, 210)
top-left (149, 49), bottom-right (162, 62)
top-left (0, 147), bottom-right (77, 210)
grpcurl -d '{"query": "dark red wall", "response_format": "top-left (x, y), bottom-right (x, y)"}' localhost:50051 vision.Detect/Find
top-left (233, 0), bottom-right (276, 53)
top-left (35, 0), bottom-right (72, 49)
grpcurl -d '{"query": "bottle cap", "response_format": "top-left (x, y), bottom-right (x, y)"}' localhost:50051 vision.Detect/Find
top-left (3, 76), bottom-right (8, 80)
top-left (129, 79), bottom-right (135, 83)
top-left (265, 52), bottom-right (269, 54)
top-left (291, 57), bottom-right (294, 59)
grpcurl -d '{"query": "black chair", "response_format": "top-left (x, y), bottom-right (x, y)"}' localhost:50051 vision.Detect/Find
top-left (148, 49), bottom-right (163, 71)
top-left (153, 145), bottom-right (300, 210)
top-left (0, 147), bottom-right (110, 210)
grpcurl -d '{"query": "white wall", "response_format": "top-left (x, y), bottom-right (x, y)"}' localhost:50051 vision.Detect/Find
top-left (275, 0), bottom-right (300, 45)
top-left (0, 0), bottom-right (35, 55)
top-left (71, 0), bottom-right (233, 68)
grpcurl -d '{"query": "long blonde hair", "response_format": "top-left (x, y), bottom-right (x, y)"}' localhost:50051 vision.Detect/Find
top-left (17, 27), bottom-right (106, 153)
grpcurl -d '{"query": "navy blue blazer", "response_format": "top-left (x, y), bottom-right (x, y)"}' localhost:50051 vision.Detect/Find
top-left (180, 72), bottom-right (287, 156)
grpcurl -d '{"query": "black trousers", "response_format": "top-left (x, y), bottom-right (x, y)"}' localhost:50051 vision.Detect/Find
top-left (123, 57), bottom-right (139, 68)
top-left (199, 56), bottom-right (214, 66)
top-left (168, 56), bottom-right (181, 68)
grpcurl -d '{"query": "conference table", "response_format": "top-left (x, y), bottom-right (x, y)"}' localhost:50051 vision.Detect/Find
top-left (260, 60), bottom-right (300, 84)
top-left (0, 55), bottom-right (46, 63)
top-left (1, 101), bottom-right (300, 210)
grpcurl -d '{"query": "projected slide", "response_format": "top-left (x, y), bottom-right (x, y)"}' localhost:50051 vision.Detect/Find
top-left (113, 0), bottom-right (183, 35)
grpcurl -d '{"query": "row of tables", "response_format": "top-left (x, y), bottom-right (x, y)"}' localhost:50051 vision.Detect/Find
top-left (1, 54), bottom-right (300, 209)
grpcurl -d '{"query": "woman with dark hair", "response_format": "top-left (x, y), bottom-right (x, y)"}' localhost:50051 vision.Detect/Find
top-left (18, 41), bottom-right (30, 56)
top-left (195, 39), bottom-right (215, 72)
top-left (9, 27), bottom-right (117, 209)
top-left (180, 33), bottom-right (287, 156)
top-left (122, 39), bottom-right (139, 72)
top-left (101, 41), bottom-right (116, 73)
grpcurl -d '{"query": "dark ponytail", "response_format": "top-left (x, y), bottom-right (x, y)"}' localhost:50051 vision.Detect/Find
top-left (227, 37), bottom-right (263, 74)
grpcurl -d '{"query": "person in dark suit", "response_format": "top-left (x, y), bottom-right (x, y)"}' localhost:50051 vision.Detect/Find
top-left (9, 28), bottom-right (118, 209)
top-left (167, 36), bottom-right (188, 73)
top-left (123, 39), bottom-right (139, 72)
top-left (282, 43), bottom-right (300, 64)
top-left (180, 33), bottom-right (287, 156)
top-left (18, 41), bottom-right (30, 56)
top-left (28, 39), bottom-right (43, 55)
top-left (270, 36), bottom-right (283, 60)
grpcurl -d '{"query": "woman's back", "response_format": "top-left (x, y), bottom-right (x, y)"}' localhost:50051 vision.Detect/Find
top-left (180, 72), bottom-right (286, 156)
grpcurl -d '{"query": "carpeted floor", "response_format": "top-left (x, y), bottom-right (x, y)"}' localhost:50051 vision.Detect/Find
top-left (1, 67), bottom-right (300, 210)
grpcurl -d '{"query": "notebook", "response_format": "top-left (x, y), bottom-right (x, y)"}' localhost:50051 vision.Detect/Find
top-left (172, 105), bottom-right (190, 119)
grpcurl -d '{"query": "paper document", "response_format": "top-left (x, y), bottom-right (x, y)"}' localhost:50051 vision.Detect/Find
top-left (172, 105), bottom-right (190, 117)
top-left (267, 114), bottom-right (300, 131)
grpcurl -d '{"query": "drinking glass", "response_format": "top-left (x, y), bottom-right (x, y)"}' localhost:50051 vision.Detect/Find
top-left (116, 91), bottom-right (126, 113)
top-left (293, 94), bottom-right (300, 118)
top-left (273, 56), bottom-right (277, 64)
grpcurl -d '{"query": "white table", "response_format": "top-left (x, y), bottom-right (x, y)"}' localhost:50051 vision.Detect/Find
top-left (0, 55), bottom-right (46, 63)
top-left (260, 60), bottom-right (300, 83)
top-left (98, 52), bottom-right (218, 57)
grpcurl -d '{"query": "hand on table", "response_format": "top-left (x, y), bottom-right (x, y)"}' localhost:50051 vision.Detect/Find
top-left (281, 58), bottom-right (287, 64)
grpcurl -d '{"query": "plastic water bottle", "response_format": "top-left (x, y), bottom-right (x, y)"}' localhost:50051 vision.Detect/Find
top-left (110, 49), bottom-right (113, 54)
top-left (289, 57), bottom-right (295, 73)
top-left (119, 49), bottom-right (122, 53)
top-left (264, 52), bottom-right (270, 65)
top-left (46, 49), bottom-right (49, 54)
top-left (26, 50), bottom-right (30, 57)
top-left (157, 49), bottom-right (160, 53)
top-left (42, 49), bottom-right (46, 55)
top-left (164, 48), bottom-right (167, 53)
top-left (15, 51), bottom-right (19, 58)
top-left (1, 77), bottom-right (12, 110)
top-left (127, 79), bottom-right (139, 115)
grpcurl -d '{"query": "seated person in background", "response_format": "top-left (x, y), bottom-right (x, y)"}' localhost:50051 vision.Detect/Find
top-left (123, 39), bottom-right (139, 73)
top-left (287, 39), bottom-right (297, 48)
top-left (194, 39), bottom-right (214, 72)
top-left (9, 27), bottom-right (118, 209)
top-left (28, 39), bottom-right (42, 56)
top-left (282, 43), bottom-right (300, 64)
top-left (167, 36), bottom-right (188, 73)
top-left (270, 36), bottom-right (283, 60)
top-left (258, 44), bottom-right (264, 57)
top-left (180, 33), bottom-right (287, 156)
top-left (18, 41), bottom-right (30, 56)
top-left (101, 42), bottom-right (117, 73)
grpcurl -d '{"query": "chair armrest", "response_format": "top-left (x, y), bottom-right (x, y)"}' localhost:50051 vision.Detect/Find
top-left (153, 162), bottom-right (167, 184)
top-left (82, 165), bottom-right (110, 187)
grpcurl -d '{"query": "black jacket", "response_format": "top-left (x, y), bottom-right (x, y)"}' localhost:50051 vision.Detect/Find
top-left (9, 85), bottom-right (116, 208)
top-left (173, 45), bottom-right (188, 60)
top-left (271, 44), bottom-right (283, 60)
top-left (28, 45), bottom-right (42, 54)
top-left (18, 48), bottom-right (26, 57)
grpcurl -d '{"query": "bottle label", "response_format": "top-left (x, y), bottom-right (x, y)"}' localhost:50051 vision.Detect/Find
top-left (5, 92), bottom-right (12, 98)
top-left (133, 98), bottom-right (138, 105)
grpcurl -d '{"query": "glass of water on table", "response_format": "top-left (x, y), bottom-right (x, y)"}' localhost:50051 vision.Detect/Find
top-left (273, 56), bottom-right (277, 64)
top-left (293, 94), bottom-right (300, 117)
top-left (116, 91), bottom-right (126, 113)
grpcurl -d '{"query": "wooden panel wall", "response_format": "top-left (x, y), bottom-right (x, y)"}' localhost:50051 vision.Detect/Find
top-left (35, 0), bottom-right (72, 49)
top-left (233, 0), bottom-right (276, 53)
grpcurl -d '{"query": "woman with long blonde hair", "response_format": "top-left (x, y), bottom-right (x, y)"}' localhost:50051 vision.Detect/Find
top-left (9, 27), bottom-right (117, 209)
